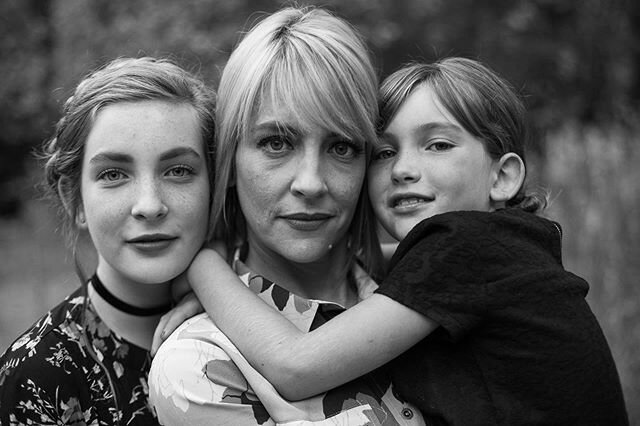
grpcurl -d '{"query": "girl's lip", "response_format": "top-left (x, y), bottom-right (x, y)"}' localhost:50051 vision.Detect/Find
top-left (127, 234), bottom-right (177, 252)
top-left (127, 233), bottom-right (176, 243)
top-left (388, 193), bottom-right (433, 208)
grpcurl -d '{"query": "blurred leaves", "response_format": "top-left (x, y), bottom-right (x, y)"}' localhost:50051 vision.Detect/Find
top-left (0, 0), bottom-right (639, 421)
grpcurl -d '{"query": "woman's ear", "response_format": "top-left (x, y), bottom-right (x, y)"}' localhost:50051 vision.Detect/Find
top-left (57, 177), bottom-right (88, 230)
top-left (490, 153), bottom-right (525, 204)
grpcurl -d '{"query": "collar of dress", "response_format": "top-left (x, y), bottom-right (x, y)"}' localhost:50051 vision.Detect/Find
top-left (231, 248), bottom-right (378, 332)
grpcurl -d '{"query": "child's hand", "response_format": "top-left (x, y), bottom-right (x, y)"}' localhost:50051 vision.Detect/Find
top-left (151, 292), bottom-right (203, 357)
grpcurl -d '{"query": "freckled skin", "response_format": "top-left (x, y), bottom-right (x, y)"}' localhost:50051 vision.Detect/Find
top-left (80, 100), bottom-right (210, 292)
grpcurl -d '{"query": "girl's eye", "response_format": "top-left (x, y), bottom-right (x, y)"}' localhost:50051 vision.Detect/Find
top-left (373, 148), bottom-right (396, 161)
top-left (97, 168), bottom-right (126, 182)
top-left (166, 165), bottom-right (194, 178)
top-left (258, 136), bottom-right (292, 153)
top-left (428, 141), bottom-right (453, 152)
top-left (330, 141), bottom-right (361, 159)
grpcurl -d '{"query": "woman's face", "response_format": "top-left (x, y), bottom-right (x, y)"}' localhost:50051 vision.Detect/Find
top-left (80, 100), bottom-right (210, 286)
top-left (234, 98), bottom-right (366, 265)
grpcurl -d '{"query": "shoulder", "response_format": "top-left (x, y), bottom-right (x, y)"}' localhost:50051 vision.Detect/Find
top-left (0, 288), bottom-right (87, 388)
top-left (389, 209), bottom-right (562, 269)
top-left (0, 288), bottom-right (98, 419)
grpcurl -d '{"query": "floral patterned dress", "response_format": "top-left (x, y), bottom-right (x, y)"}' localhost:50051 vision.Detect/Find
top-left (0, 287), bottom-right (159, 425)
top-left (150, 256), bottom-right (424, 425)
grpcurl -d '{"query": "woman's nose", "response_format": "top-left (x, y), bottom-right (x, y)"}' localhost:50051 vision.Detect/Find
top-left (130, 179), bottom-right (168, 220)
top-left (391, 151), bottom-right (421, 185)
top-left (289, 152), bottom-right (328, 198)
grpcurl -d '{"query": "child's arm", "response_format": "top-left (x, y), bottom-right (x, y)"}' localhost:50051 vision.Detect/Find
top-left (189, 249), bottom-right (439, 401)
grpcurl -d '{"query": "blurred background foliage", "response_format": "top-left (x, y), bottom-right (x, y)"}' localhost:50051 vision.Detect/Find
top-left (0, 0), bottom-right (638, 421)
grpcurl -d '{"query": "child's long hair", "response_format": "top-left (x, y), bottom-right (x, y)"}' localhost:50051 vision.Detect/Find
top-left (379, 57), bottom-right (547, 213)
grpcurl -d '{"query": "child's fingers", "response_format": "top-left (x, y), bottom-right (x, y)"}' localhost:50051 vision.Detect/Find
top-left (150, 292), bottom-right (205, 357)
top-left (151, 313), bottom-right (172, 357)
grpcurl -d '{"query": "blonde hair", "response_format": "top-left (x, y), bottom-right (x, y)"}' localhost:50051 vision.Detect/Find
top-left (213, 6), bottom-right (382, 277)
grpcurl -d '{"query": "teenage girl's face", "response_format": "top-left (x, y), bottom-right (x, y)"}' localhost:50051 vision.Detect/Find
top-left (234, 97), bottom-right (366, 266)
top-left (368, 84), bottom-right (499, 241)
top-left (80, 100), bottom-right (210, 286)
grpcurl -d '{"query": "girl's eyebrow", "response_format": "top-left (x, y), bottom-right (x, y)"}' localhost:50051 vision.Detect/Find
top-left (158, 147), bottom-right (202, 161)
top-left (89, 147), bottom-right (201, 165)
top-left (415, 122), bottom-right (463, 134)
top-left (89, 152), bottom-right (132, 165)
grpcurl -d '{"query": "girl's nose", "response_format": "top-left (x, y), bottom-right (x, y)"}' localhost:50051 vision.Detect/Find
top-left (390, 151), bottom-right (421, 185)
top-left (130, 179), bottom-right (168, 220)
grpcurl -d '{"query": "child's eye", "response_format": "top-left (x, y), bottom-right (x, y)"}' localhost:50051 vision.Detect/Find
top-left (330, 141), bottom-right (362, 160)
top-left (97, 168), bottom-right (126, 182)
top-left (427, 141), bottom-right (454, 152)
top-left (166, 165), bottom-right (195, 178)
top-left (257, 135), bottom-right (293, 153)
top-left (373, 148), bottom-right (396, 161)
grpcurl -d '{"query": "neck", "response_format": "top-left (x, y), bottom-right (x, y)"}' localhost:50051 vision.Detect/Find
top-left (88, 265), bottom-right (172, 350)
top-left (245, 239), bottom-right (357, 307)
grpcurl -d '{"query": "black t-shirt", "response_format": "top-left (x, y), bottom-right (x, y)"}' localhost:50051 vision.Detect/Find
top-left (377, 209), bottom-right (628, 425)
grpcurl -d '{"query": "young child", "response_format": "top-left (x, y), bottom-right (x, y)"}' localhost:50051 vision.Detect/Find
top-left (156, 57), bottom-right (629, 425)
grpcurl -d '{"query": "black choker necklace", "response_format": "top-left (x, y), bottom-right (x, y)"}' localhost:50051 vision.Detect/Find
top-left (90, 275), bottom-right (171, 316)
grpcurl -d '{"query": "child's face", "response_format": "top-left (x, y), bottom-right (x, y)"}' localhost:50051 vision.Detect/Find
top-left (369, 84), bottom-right (499, 241)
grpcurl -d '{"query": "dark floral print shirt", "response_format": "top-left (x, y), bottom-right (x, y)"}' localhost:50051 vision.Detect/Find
top-left (0, 287), bottom-right (159, 425)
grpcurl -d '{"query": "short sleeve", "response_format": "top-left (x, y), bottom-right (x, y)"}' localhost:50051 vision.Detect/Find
top-left (377, 214), bottom-right (492, 341)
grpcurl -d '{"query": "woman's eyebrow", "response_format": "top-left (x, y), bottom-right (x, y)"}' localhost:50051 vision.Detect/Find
top-left (252, 121), bottom-right (298, 135)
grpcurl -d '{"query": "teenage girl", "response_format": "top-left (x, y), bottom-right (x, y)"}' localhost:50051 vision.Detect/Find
top-left (0, 57), bottom-right (215, 425)
top-left (156, 57), bottom-right (628, 425)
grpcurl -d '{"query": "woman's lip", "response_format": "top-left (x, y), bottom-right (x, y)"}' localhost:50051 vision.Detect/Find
top-left (279, 213), bottom-right (333, 231)
top-left (280, 212), bottom-right (333, 220)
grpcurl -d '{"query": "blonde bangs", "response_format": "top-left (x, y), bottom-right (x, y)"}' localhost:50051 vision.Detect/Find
top-left (258, 42), bottom-right (376, 147)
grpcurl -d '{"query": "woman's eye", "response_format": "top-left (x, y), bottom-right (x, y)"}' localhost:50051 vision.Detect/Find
top-left (97, 168), bottom-right (126, 182)
top-left (166, 165), bottom-right (194, 178)
top-left (330, 141), bottom-right (361, 159)
top-left (258, 136), bottom-right (291, 153)
top-left (373, 149), bottom-right (396, 161)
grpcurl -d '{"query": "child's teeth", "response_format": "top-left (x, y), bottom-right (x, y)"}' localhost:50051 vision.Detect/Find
top-left (397, 198), bottom-right (423, 207)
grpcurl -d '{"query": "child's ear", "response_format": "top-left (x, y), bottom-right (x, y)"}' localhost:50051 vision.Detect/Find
top-left (57, 177), bottom-right (88, 230)
top-left (490, 153), bottom-right (525, 204)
